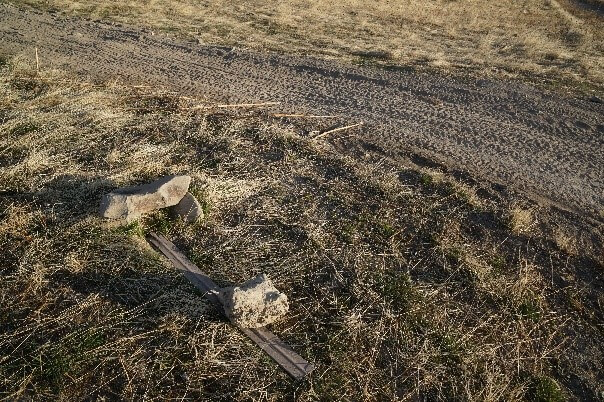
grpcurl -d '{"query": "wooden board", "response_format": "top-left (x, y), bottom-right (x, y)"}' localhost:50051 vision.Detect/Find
top-left (147, 232), bottom-right (315, 380)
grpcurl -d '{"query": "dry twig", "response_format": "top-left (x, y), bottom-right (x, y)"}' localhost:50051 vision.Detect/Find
top-left (312, 122), bottom-right (363, 139)
top-left (272, 113), bottom-right (339, 118)
top-left (190, 101), bottom-right (280, 110)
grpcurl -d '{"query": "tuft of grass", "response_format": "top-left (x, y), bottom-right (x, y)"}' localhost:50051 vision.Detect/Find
top-left (518, 298), bottom-right (541, 321)
top-left (114, 220), bottom-right (145, 238)
top-left (490, 255), bottom-right (507, 271)
top-left (507, 205), bottom-right (535, 234)
top-left (375, 270), bottom-right (419, 313)
top-left (529, 375), bottom-right (564, 402)
top-left (10, 74), bottom-right (49, 97)
top-left (553, 228), bottom-right (578, 255)
top-left (377, 220), bottom-right (396, 239)
top-left (420, 172), bottom-right (434, 187)
top-left (144, 210), bottom-right (174, 235)
top-left (41, 331), bottom-right (106, 392)
top-left (339, 222), bottom-right (357, 244)
top-left (189, 187), bottom-right (212, 216)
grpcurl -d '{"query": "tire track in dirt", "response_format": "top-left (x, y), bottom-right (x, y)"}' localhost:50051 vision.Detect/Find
top-left (1, 3), bottom-right (603, 217)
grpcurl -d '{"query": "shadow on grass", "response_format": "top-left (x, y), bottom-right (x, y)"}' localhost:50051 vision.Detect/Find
top-left (52, 268), bottom-right (226, 323)
top-left (0, 174), bottom-right (115, 218)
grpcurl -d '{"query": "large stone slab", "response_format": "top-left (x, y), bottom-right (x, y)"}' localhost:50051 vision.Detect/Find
top-left (220, 274), bottom-right (289, 328)
top-left (171, 192), bottom-right (204, 223)
top-left (99, 175), bottom-right (191, 222)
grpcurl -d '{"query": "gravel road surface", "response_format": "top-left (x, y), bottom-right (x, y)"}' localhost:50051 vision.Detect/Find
top-left (1, 3), bottom-right (602, 217)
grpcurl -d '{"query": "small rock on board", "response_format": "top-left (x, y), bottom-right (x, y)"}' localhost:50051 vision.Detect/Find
top-left (220, 274), bottom-right (289, 328)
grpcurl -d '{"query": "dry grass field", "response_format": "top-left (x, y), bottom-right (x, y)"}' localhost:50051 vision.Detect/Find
top-left (1, 56), bottom-right (603, 400)
top-left (13, 0), bottom-right (604, 91)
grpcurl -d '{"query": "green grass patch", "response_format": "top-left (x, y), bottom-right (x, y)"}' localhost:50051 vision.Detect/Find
top-left (339, 222), bottom-right (357, 244)
top-left (377, 221), bottom-right (396, 239)
top-left (528, 375), bottom-right (564, 402)
top-left (375, 271), bottom-right (419, 313)
top-left (490, 255), bottom-right (507, 271)
top-left (517, 296), bottom-right (541, 321)
top-left (190, 187), bottom-right (212, 216)
top-left (434, 332), bottom-right (463, 367)
top-left (39, 331), bottom-right (106, 392)
top-left (420, 173), bottom-right (433, 186)
top-left (518, 298), bottom-right (541, 321)
top-left (114, 220), bottom-right (145, 238)
top-left (144, 210), bottom-right (174, 235)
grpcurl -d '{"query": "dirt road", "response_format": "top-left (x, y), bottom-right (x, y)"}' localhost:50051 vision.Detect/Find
top-left (1, 3), bottom-right (602, 217)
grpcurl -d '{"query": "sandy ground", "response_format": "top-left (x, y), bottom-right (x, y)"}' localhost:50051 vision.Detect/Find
top-left (1, 3), bottom-right (602, 219)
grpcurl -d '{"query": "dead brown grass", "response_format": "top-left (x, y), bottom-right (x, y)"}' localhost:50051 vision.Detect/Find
top-left (12, 0), bottom-right (604, 91)
top-left (1, 56), bottom-right (603, 400)
top-left (508, 205), bottom-right (537, 235)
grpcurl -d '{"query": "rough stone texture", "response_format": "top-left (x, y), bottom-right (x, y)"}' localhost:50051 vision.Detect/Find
top-left (171, 192), bottom-right (204, 223)
top-left (220, 274), bottom-right (289, 328)
top-left (99, 175), bottom-right (191, 222)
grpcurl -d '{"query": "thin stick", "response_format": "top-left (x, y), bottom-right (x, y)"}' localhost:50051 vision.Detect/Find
top-left (272, 113), bottom-right (339, 118)
top-left (35, 47), bottom-right (39, 72)
top-left (216, 101), bottom-right (279, 108)
top-left (312, 122), bottom-right (363, 140)
top-left (190, 101), bottom-right (280, 110)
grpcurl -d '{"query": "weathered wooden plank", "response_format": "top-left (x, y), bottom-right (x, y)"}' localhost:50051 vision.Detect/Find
top-left (242, 327), bottom-right (314, 380)
top-left (147, 232), bottom-right (222, 305)
top-left (147, 232), bottom-right (315, 380)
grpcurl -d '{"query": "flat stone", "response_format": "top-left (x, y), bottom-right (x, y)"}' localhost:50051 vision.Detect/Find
top-left (171, 192), bottom-right (204, 223)
top-left (220, 274), bottom-right (289, 328)
top-left (99, 175), bottom-right (191, 222)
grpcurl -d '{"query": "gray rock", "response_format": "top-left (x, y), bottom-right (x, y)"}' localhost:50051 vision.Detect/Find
top-left (171, 192), bottom-right (204, 223)
top-left (99, 175), bottom-right (191, 222)
top-left (220, 274), bottom-right (289, 328)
